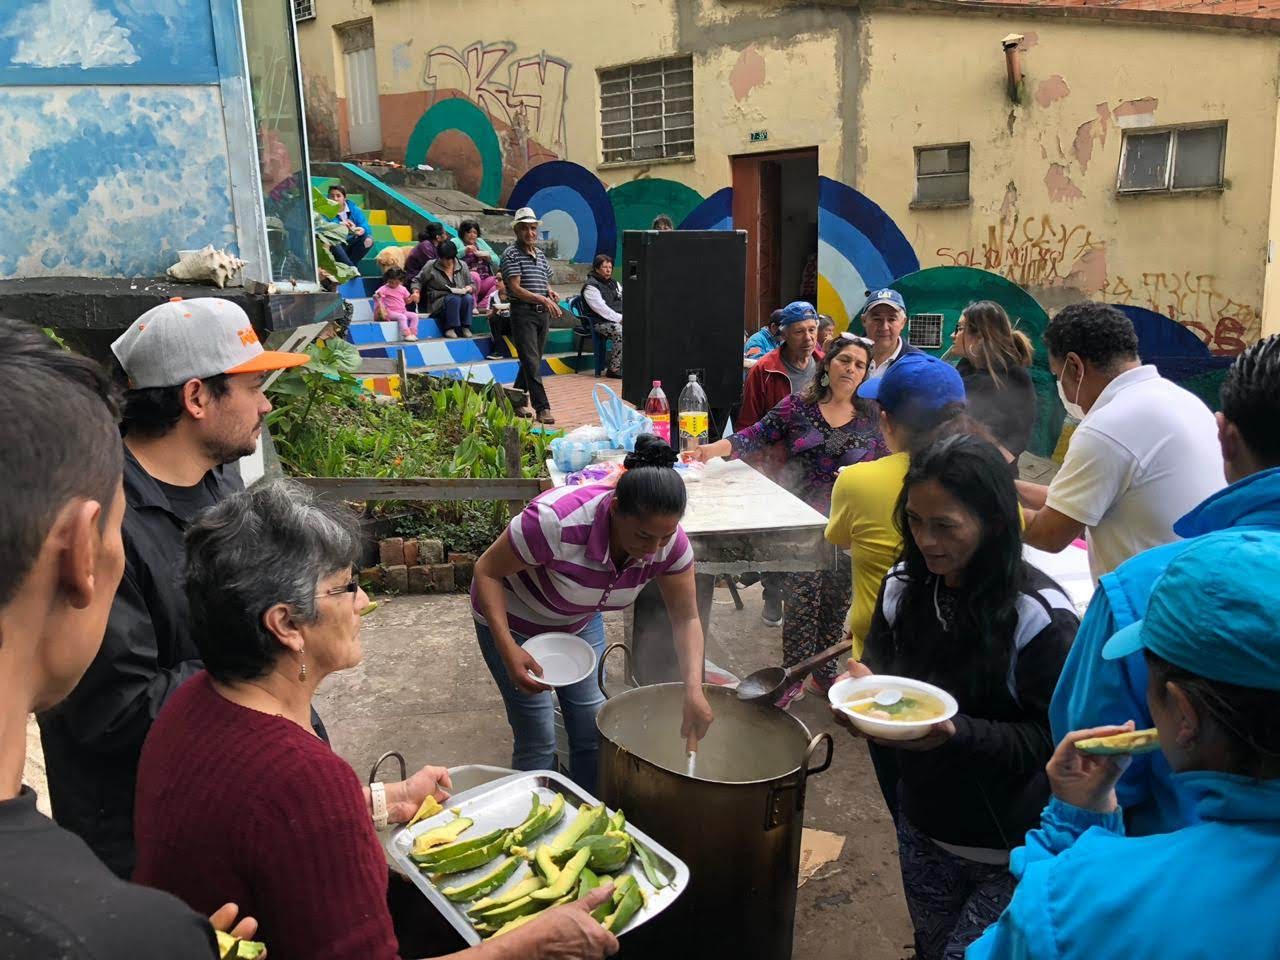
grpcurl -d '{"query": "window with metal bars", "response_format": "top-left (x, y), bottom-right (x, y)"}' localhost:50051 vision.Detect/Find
top-left (908, 313), bottom-right (944, 349)
top-left (1117, 123), bottom-right (1226, 194)
top-left (293, 0), bottom-right (315, 21)
top-left (599, 57), bottom-right (694, 165)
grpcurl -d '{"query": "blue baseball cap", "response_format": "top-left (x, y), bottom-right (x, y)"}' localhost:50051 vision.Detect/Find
top-left (778, 301), bottom-right (818, 328)
top-left (862, 288), bottom-right (906, 314)
top-left (1103, 530), bottom-right (1280, 691)
top-left (857, 352), bottom-right (966, 413)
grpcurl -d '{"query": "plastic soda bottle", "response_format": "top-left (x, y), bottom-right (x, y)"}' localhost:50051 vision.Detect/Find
top-left (644, 380), bottom-right (671, 445)
top-left (677, 374), bottom-right (709, 453)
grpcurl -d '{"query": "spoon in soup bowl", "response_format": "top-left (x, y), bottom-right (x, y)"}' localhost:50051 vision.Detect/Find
top-left (846, 689), bottom-right (904, 710)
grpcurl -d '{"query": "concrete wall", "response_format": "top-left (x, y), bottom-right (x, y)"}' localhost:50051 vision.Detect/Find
top-left (0, 0), bottom-right (259, 280)
top-left (857, 11), bottom-right (1279, 353)
top-left (296, 0), bottom-right (1279, 352)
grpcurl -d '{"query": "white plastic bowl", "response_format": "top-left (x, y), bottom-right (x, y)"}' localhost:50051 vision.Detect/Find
top-left (828, 674), bottom-right (959, 742)
top-left (522, 632), bottom-right (597, 687)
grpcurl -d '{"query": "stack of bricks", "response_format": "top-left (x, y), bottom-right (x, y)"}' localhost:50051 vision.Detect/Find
top-left (362, 537), bottom-right (477, 595)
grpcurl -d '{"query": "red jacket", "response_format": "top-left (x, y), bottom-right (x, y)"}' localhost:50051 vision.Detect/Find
top-left (739, 345), bottom-right (824, 428)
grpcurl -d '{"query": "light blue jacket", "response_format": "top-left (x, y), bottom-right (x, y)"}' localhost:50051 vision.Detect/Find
top-left (744, 327), bottom-right (779, 357)
top-left (967, 772), bottom-right (1280, 960)
top-left (1049, 466), bottom-right (1280, 834)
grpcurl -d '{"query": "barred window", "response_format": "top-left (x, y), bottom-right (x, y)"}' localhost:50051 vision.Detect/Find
top-left (293, 0), bottom-right (315, 21)
top-left (908, 313), bottom-right (944, 349)
top-left (599, 57), bottom-right (694, 165)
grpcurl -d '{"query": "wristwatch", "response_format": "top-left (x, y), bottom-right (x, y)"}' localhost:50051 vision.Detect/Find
top-left (370, 780), bottom-right (389, 831)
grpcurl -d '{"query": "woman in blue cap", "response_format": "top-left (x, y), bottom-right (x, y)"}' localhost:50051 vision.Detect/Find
top-left (969, 528), bottom-right (1280, 960)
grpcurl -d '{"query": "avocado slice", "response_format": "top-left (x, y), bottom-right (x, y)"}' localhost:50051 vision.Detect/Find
top-left (441, 856), bottom-right (523, 903)
top-left (1075, 728), bottom-right (1160, 756)
top-left (467, 875), bottom-right (546, 915)
top-left (546, 804), bottom-right (607, 863)
top-left (410, 817), bottom-right (474, 856)
top-left (530, 846), bottom-right (591, 902)
top-left (429, 833), bottom-right (511, 876)
top-left (602, 875), bottom-right (644, 934)
top-left (411, 827), bottom-right (504, 865)
top-left (215, 930), bottom-right (267, 960)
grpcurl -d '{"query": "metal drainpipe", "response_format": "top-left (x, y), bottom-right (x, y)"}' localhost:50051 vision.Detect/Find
top-left (1002, 34), bottom-right (1025, 103)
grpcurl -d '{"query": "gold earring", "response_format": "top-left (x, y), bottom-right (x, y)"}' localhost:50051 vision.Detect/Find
top-left (298, 647), bottom-right (307, 682)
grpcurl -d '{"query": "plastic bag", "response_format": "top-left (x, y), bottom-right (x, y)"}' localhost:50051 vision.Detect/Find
top-left (592, 384), bottom-right (654, 452)
top-left (565, 424), bottom-right (611, 445)
top-left (549, 437), bottom-right (596, 473)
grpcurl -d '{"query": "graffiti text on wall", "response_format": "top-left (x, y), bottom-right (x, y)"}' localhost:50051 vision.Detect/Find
top-left (1102, 272), bottom-right (1258, 356)
top-left (424, 41), bottom-right (569, 168)
top-left (935, 215), bottom-right (1102, 289)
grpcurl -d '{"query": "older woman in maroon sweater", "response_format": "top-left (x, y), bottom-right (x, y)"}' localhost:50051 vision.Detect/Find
top-left (133, 481), bottom-right (617, 960)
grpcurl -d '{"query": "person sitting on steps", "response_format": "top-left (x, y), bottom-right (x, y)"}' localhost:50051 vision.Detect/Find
top-left (404, 222), bottom-right (445, 280)
top-left (411, 239), bottom-right (475, 340)
top-left (579, 254), bottom-right (623, 379)
top-left (373, 267), bottom-right (418, 342)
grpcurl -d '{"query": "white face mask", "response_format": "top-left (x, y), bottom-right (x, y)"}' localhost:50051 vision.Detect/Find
top-left (1057, 359), bottom-right (1087, 420)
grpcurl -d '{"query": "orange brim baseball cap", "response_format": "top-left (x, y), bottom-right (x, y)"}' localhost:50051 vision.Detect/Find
top-left (112, 297), bottom-right (312, 388)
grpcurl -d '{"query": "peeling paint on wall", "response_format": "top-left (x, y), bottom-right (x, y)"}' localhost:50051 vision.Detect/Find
top-left (392, 41), bottom-right (413, 76)
top-left (1034, 75), bottom-right (1070, 108)
top-left (729, 44), bottom-right (766, 101)
top-left (1045, 163), bottom-right (1084, 203)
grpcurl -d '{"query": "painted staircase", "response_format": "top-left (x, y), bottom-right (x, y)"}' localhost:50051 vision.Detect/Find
top-left (310, 172), bottom-right (589, 397)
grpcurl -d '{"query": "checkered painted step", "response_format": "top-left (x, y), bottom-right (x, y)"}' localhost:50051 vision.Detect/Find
top-left (348, 312), bottom-right (575, 352)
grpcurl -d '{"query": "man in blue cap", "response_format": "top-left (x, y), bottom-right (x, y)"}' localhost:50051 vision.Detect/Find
top-left (969, 528), bottom-right (1280, 960)
top-left (860, 288), bottom-right (922, 379)
top-left (1050, 333), bottom-right (1280, 835)
top-left (739, 299), bottom-right (822, 626)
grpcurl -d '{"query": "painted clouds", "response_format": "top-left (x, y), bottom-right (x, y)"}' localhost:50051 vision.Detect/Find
top-left (0, 86), bottom-right (237, 278)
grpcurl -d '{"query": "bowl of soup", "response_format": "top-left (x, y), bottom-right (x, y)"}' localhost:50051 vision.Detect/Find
top-left (827, 675), bottom-right (959, 741)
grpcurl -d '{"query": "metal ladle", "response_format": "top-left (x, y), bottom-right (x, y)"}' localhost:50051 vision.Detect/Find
top-left (735, 639), bottom-right (854, 703)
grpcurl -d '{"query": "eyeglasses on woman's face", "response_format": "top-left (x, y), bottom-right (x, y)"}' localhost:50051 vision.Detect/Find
top-left (317, 574), bottom-right (360, 600)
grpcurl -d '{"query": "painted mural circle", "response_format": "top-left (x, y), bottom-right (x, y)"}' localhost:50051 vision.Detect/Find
top-left (606, 178), bottom-right (704, 260)
top-left (404, 98), bottom-right (504, 207)
top-left (816, 177), bottom-right (919, 333)
top-left (507, 161), bottom-right (616, 263)
top-left (679, 187), bottom-right (733, 231)
top-left (891, 265), bottom-right (1060, 456)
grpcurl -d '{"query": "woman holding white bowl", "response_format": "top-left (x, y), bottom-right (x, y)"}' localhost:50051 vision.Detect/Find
top-left (472, 435), bottom-right (713, 790)
top-left (833, 435), bottom-right (1077, 960)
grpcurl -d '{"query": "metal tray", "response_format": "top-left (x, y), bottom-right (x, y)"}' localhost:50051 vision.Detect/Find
top-left (387, 770), bottom-right (689, 945)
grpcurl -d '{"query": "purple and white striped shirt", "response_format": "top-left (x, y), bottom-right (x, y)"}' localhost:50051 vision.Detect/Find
top-left (470, 483), bottom-right (694, 636)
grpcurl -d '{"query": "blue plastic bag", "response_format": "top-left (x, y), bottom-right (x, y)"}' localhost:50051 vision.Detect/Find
top-left (592, 384), bottom-right (654, 452)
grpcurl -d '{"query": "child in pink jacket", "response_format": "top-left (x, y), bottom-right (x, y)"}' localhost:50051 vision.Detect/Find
top-left (374, 268), bottom-right (418, 341)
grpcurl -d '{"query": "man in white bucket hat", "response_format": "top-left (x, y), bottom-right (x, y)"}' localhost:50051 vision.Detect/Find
top-left (500, 207), bottom-right (562, 424)
top-left (38, 297), bottom-right (312, 879)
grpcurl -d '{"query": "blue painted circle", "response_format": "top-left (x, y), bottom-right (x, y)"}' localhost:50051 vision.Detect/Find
top-left (508, 161), bottom-right (617, 259)
top-left (525, 185), bottom-right (597, 263)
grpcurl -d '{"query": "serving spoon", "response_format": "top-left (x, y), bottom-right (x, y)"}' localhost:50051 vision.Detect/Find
top-left (735, 639), bottom-right (854, 703)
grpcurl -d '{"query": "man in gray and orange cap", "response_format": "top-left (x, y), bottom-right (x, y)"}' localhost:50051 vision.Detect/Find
top-left (38, 297), bottom-right (310, 879)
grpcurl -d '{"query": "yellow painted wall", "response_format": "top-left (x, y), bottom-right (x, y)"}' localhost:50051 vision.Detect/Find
top-left (856, 11), bottom-right (1279, 352)
top-left (295, 0), bottom-right (853, 193)
top-left (1264, 94), bottom-right (1280, 338)
top-left (295, 1), bottom-right (1278, 350)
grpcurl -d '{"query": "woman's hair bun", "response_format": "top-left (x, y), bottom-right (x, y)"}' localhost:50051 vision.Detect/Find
top-left (623, 433), bottom-right (678, 470)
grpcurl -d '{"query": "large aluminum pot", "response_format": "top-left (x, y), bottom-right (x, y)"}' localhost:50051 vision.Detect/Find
top-left (595, 644), bottom-right (832, 959)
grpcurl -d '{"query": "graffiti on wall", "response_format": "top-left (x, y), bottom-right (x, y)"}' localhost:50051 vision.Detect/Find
top-left (424, 40), bottom-right (569, 176)
top-left (0, 86), bottom-right (236, 278)
top-left (935, 215), bottom-right (1103, 290)
top-left (1102, 272), bottom-right (1259, 356)
top-left (935, 214), bottom-right (1257, 356)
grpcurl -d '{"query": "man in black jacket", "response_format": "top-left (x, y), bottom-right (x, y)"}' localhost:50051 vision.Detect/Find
top-left (37, 297), bottom-right (309, 878)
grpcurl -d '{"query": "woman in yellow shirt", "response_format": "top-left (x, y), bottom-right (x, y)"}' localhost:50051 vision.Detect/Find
top-left (826, 354), bottom-right (970, 656)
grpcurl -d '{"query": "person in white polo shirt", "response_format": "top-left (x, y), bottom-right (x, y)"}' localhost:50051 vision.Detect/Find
top-left (1018, 301), bottom-right (1224, 581)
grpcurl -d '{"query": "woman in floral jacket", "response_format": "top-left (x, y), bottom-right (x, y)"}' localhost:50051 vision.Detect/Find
top-left (693, 333), bottom-right (889, 704)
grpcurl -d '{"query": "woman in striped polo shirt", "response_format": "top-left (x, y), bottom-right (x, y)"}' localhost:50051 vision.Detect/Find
top-left (471, 436), bottom-right (714, 787)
